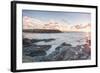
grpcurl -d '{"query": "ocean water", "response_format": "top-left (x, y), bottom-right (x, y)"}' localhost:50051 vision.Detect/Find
top-left (23, 32), bottom-right (90, 55)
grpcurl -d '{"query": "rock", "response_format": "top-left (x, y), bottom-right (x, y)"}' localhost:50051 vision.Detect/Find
top-left (61, 42), bottom-right (72, 46)
top-left (32, 56), bottom-right (44, 62)
top-left (63, 48), bottom-right (77, 60)
top-left (23, 38), bottom-right (32, 47)
top-left (31, 39), bottom-right (41, 43)
top-left (44, 39), bottom-right (55, 42)
top-left (30, 55), bottom-right (54, 62)
top-left (23, 41), bottom-right (91, 62)
top-left (23, 45), bottom-right (51, 57)
top-left (86, 39), bottom-right (91, 46)
top-left (47, 42), bottom-right (90, 61)
top-left (82, 44), bottom-right (91, 55)
top-left (31, 39), bottom-right (55, 43)
top-left (46, 50), bottom-right (60, 61)
top-left (56, 42), bottom-right (72, 51)
top-left (47, 42), bottom-right (73, 61)
top-left (22, 55), bottom-right (33, 63)
top-left (29, 50), bottom-right (46, 57)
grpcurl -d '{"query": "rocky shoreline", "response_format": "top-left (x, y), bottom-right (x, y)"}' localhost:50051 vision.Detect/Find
top-left (23, 38), bottom-right (91, 63)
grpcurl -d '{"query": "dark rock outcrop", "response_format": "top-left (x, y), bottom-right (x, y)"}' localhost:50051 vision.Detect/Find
top-left (23, 38), bottom-right (32, 47)
top-left (23, 41), bottom-right (91, 62)
top-left (46, 42), bottom-right (90, 61)
top-left (23, 38), bottom-right (55, 47)
top-left (31, 39), bottom-right (55, 43)
top-left (29, 50), bottom-right (46, 57)
top-left (23, 44), bottom-right (51, 57)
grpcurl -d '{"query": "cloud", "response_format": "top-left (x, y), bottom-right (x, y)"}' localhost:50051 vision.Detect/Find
top-left (23, 16), bottom-right (69, 30)
top-left (23, 16), bottom-right (91, 32)
top-left (23, 16), bottom-right (45, 29)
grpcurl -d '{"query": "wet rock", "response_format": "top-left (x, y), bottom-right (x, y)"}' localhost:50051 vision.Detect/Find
top-left (23, 42), bottom-right (91, 62)
top-left (43, 39), bottom-right (55, 42)
top-left (61, 42), bottom-right (72, 46)
top-left (47, 42), bottom-right (73, 61)
top-left (23, 38), bottom-right (32, 47)
top-left (82, 44), bottom-right (91, 54)
top-left (31, 38), bottom-right (55, 43)
top-left (47, 42), bottom-right (90, 61)
top-left (22, 55), bottom-right (33, 63)
top-left (79, 54), bottom-right (89, 60)
top-left (29, 50), bottom-right (46, 57)
top-left (32, 56), bottom-right (44, 62)
top-left (23, 45), bottom-right (51, 57)
top-left (63, 48), bottom-right (77, 60)
top-left (46, 50), bottom-right (60, 61)
top-left (56, 42), bottom-right (72, 51)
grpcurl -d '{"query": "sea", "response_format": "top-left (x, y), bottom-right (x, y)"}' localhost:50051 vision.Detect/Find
top-left (23, 32), bottom-right (90, 55)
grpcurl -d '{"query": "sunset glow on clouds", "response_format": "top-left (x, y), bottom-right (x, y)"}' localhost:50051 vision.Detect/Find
top-left (23, 10), bottom-right (91, 32)
top-left (23, 16), bottom-right (91, 32)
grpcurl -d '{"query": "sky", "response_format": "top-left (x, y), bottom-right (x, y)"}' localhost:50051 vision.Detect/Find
top-left (22, 10), bottom-right (91, 25)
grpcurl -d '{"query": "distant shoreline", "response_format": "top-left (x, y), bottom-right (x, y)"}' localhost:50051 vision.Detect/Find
top-left (23, 29), bottom-right (62, 33)
top-left (23, 29), bottom-right (89, 33)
